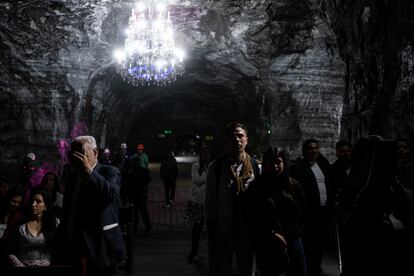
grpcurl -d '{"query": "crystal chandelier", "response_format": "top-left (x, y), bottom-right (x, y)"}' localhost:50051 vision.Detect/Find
top-left (114, 1), bottom-right (185, 86)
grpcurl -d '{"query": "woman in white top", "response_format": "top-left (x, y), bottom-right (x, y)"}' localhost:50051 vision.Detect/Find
top-left (7, 186), bottom-right (57, 267)
top-left (186, 145), bottom-right (213, 262)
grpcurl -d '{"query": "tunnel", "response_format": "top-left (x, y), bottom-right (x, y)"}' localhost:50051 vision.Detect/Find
top-left (1, 1), bottom-right (414, 275)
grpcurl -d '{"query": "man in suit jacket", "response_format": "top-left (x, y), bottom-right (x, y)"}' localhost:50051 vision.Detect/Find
top-left (205, 122), bottom-right (260, 276)
top-left (57, 135), bottom-right (126, 275)
top-left (290, 138), bottom-right (335, 276)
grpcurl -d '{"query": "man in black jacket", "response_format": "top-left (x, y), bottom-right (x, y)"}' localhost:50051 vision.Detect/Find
top-left (57, 135), bottom-right (126, 275)
top-left (205, 122), bottom-right (260, 276)
top-left (290, 139), bottom-right (335, 276)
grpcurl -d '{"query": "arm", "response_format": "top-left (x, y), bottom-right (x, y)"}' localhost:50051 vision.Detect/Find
top-left (87, 166), bottom-right (121, 205)
top-left (6, 224), bottom-right (25, 267)
top-left (264, 197), bottom-right (286, 246)
top-left (191, 163), bottom-right (205, 186)
top-left (8, 254), bottom-right (25, 267)
top-left (291, 178), bottom-right (307, 230)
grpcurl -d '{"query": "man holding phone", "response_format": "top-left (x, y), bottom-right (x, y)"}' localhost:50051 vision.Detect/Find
top-left (57, 135), bottom-right (126, 275)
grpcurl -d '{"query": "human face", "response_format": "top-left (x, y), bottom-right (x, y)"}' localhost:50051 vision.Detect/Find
top-left (0, 182), bottom-right (8, 197)
top-left (227, 127), bottom-right (248, 156)
top-left (10, 195), bottom-right (22, 211)
top-left (337, 145), bottom-right (352, 163)
top-left (44, 174), bottom-right (55, 191)
top-left (31, 194), bottom-right (46, 217)
top-left (305, 142), bottom-right (320, 162)
top-left (70, 140), bottom-right (98, 169)
top-left (273, 157), bottom-right (284, 176)
top-left (83, 142), bottom-right (98, 165)
top-left (397, 141), bottom-right (410, 160)
top-left (201, 148), bottom-right (212, 163)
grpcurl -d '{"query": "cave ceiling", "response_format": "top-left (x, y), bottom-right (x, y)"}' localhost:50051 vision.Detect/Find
top-left (1, 0), bottom-right (414, 171)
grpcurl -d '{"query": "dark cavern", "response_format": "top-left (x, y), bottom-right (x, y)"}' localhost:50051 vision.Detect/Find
top-left (0, 0), bottom-right (413, 275)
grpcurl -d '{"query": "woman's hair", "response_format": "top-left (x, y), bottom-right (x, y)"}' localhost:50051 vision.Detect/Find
top-left (40, 172), bottom-right (59, 199)
top-left (198, 145), bottom-right (212, 176)
top-left (28, 186), bottom-right (57, 246)
top-left (261, 146), bottom-right (290, 191)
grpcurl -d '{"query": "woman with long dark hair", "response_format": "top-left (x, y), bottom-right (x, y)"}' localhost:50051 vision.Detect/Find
top-left (40, 172), bottom-right (63, 222)
top-left (256, 146), bottom-right (307, 276)
top-left (7, 186), bottom-right (57, 267)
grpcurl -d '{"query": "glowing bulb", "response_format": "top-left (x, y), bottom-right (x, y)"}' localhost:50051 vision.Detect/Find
top-left (135, 2), bottom-right (146, 11)
top-left (157, 3), bottom-right (166, 12)
top-left (174, 48), bottom-right (185, 61)
top-left (113, 49), bottom-right (126, 63)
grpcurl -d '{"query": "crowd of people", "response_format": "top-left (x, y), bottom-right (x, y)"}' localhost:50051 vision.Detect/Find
top-left (0, 122), bottom-right (413, 276)
top-left (202, 122), bottom-right (414, 276)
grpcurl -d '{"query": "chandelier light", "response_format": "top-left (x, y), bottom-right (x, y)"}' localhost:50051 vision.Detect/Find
top-left (114, 1), bottom-right (185, 86)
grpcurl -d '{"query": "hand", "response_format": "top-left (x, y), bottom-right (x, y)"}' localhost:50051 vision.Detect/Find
top-left (8, 254), bottom-right (25, 267)
top-left (71, 151), bottom-right (93, 174)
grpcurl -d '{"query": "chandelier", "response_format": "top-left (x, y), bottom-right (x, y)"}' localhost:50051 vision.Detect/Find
top-left (114, 1), bottom-right (185, 86)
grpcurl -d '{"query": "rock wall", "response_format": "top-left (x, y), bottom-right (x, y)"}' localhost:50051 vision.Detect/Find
top-left (2, 0), bottom-right (411, 178)
top-left (322, 0), bottom-right (414, 143)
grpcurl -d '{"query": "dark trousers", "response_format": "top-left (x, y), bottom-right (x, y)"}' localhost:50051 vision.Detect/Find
top-left (208, 234), bottom-right (254, 276)
top-left (84, 252), bottom-right (116, 276)
top-left (303, 207), bottom-right (330, 276)
top-left (133, 194), bottom-right (151, 231)
top-left (190, 220), bottom-right (204, 255)
top-left (287, 237), bottom-right (308, 276)
top-left (120, 172), bottom-right (128, 205)
top-left (163, 180), bottom-right (176, 204)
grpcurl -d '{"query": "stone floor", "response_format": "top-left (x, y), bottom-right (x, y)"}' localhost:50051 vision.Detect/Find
top-left (116, 162), bottom-right (340, 276)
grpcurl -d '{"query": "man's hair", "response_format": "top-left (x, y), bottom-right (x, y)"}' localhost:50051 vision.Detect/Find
top-left (74, 135), bottom-right (97, 149)
top-left (301, 138), bottom-right (319, 156)
top-left (224, 122), bottom-right (248, 137)
top-left (336, 140), bottom-right (352, 151)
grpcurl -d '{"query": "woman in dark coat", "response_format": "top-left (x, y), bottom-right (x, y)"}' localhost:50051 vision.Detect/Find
top-left (256, 146), bottom-right (307, 276)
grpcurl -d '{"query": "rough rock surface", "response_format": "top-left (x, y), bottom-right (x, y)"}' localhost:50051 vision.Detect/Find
top-left (0, 0), bottom-right (412, 177)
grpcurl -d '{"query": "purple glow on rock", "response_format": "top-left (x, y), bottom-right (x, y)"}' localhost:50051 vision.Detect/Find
top-left (24, 122), bottom-right (90, 202)
top-left (58, 139), bottom-right (69, 162)
top-left (70, 121), bottom-right (88, 140)
top-left (30, 164), bottom-right (54, 187)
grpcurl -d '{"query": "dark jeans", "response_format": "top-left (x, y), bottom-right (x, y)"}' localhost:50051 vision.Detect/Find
top-left (287, 237), bottom-right (308, 276)
top-left (163, 180), bottom-right (176, 204)
top-left (133, 194), bottom-right (151, 231)
top-left (190, 220), bottom-right (204, 255)
top-left (84, 252), bottom-right (116, 276)
top-left (303, 207), bottom-right (330, 276)
top-left (208, 234), bottom-right (254, 276)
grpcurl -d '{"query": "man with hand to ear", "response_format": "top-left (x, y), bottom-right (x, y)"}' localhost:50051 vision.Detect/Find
top-left (56, 135), bottom-right (126, 276)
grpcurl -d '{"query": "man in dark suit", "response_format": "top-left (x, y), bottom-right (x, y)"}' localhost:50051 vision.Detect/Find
top-left (57, 135), bottom-right (126, 275)
top-left (290, 138), bottom-right (335, 276)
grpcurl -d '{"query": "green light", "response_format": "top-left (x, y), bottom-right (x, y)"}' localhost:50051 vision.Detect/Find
top-left (266, 123), bottom-right (272, 135)
top-left (163, 129), bottom-right (172, 134)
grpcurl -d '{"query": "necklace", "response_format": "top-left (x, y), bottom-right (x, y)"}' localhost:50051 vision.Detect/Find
top-left (31, 221), bottom-right (42, 230)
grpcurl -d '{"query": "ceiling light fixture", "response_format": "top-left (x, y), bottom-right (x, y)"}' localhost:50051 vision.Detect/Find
top-left (114, 0), bottom-right (185, 86)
